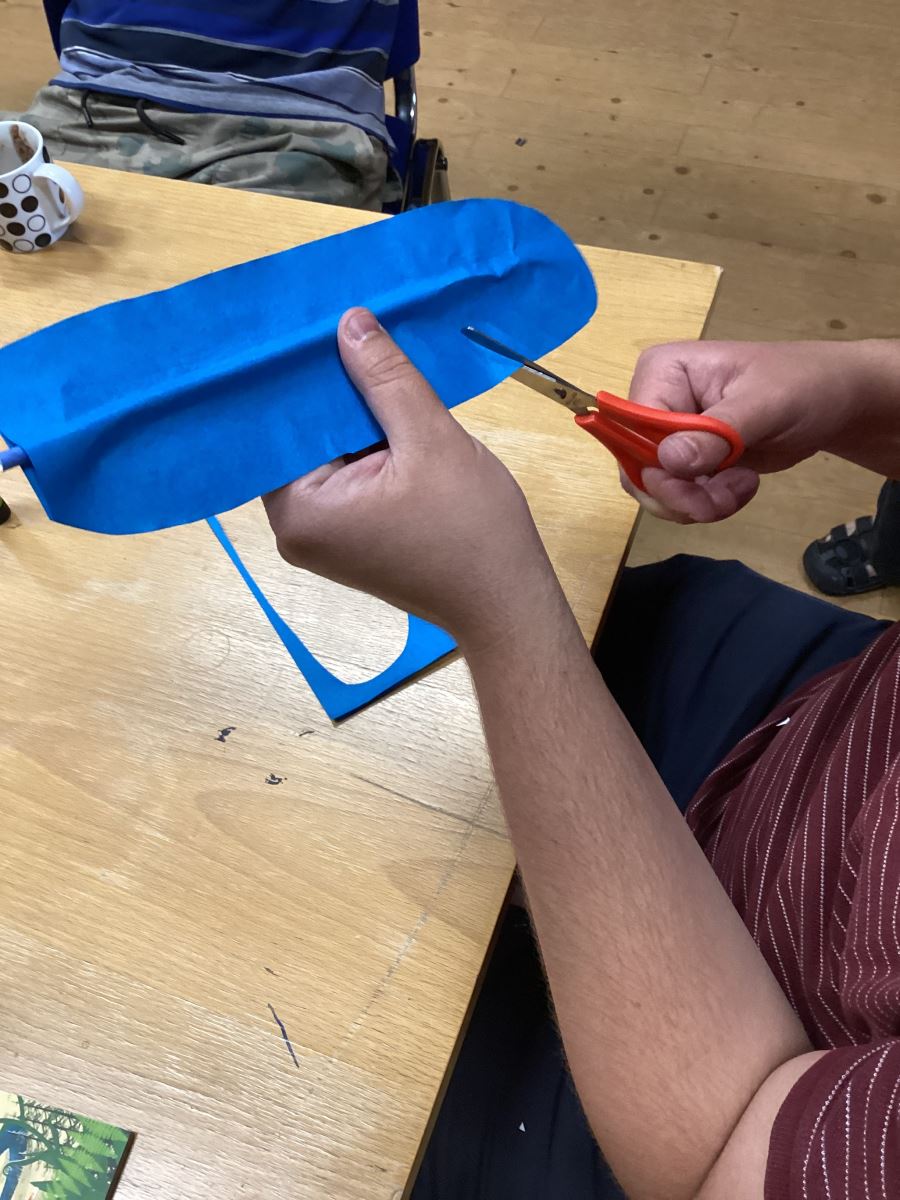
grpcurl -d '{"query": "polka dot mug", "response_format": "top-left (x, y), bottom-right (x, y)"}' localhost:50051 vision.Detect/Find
top-left (0, 120), bottom-right (84, 254)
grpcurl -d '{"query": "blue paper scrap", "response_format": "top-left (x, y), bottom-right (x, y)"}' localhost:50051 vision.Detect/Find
top-left (209, 517), bottom-right (457, 719)
top-left (0, 198), bottom-right (597, 535)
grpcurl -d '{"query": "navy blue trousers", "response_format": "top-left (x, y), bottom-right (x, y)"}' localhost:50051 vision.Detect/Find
top-left (413, 555), bottom-right (890, 1200)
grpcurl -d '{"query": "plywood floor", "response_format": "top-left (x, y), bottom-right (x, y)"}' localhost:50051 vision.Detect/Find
top-left (2, 0), bottom-right (899, 618)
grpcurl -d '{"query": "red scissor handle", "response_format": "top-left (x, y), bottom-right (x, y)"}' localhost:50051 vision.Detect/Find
top-left (574, 391), bottom-right (745, 491)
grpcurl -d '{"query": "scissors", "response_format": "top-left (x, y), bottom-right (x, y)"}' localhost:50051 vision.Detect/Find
top-left (462, 328), bottom-right (744, 490)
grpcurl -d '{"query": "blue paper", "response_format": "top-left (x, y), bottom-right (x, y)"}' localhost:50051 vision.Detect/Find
top-left (0, 198), bottom-right (596, 535)
top-left (208, 517), bottom-right (456, 718)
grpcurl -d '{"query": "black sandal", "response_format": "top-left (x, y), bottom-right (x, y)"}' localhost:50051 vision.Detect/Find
top-left (802, 516), bottom-right (884, 596)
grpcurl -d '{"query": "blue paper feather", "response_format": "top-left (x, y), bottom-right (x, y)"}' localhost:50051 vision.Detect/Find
top-left (0, 198), bottom-right (596, 534)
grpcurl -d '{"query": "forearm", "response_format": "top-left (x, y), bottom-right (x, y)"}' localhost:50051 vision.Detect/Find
top-left (463, 581), bottom-right (810, 1200)
top-left (826, 338), bottom-right (900, 476)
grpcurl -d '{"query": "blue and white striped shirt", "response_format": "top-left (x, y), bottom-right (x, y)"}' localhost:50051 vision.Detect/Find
top-left (43, 0), bottom-right (400, 144)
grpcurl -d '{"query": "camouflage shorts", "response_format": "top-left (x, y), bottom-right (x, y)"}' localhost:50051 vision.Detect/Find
top-left (10, 85), bottom-right (395, 212)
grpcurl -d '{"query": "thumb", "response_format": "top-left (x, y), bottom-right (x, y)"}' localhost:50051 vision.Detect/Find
top-left (657, 387), bottom-right (787, 478)
top-left (656, 428), bottom-right (736, 478)
top-left (628, 346), bottom-right (744, 479)
top-left (338, 308), bottom-right (449, 447)
top-left (656, 376), bottom-right (776, 476)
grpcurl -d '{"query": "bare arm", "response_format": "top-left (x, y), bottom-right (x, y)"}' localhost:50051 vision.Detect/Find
top-left (461, 580), bottom-right (810, 1199)
top-left (264, 312), bottom-right (884, 1199)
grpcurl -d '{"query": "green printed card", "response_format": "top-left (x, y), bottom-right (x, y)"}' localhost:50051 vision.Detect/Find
top-left (0, 1093), bottom-right (132, 1199)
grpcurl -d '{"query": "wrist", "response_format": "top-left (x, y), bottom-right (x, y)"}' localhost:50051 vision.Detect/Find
top-left (826, 339), bottom-right (900, 472)
top-left (854, 339), bottom-right (900, 404)
top-left (454, 557), bottom-right (576, 664)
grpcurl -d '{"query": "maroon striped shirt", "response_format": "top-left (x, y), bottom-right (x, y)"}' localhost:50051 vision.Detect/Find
top-left (688, 623), bottom-right (900, 1199)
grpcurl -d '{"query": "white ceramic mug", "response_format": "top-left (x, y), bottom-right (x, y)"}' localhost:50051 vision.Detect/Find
top-left (0, 120), bottom-right (84, 253)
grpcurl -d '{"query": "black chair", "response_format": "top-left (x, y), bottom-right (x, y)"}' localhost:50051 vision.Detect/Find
top-left (384, 0), bottom-right (451, 212)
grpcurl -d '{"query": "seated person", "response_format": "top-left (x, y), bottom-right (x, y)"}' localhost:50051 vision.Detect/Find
top-left (264, 316), bottom-right (900, 1199)
top-left (13, 0), bottom-right (399, 210)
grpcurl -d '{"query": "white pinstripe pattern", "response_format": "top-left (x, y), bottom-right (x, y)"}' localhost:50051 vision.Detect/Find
top-left (822, 1135), bottom-right (834, 1200)
top-left (800, 1047), bottom-right (888, 1198)
top-left (861, 1046), bottom-right (891, 1200)
top-left (688, 628), bottom-right (900, 1198)
top-left (751, 689), bottom-right (832, 939)
top-left (879, 1072), bottom-right (900, 1199)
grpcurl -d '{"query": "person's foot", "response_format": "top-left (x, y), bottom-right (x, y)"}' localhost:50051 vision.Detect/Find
top-left (803, 517), bottom-right (889, 596)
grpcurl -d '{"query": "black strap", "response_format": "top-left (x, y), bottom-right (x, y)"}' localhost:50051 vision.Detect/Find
top-left (79, 90), bottom-right (186, 146)
top-left (135, 97), bottom-right (186, 146)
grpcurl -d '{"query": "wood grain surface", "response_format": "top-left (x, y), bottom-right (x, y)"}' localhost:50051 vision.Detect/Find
top-left (0, 165), bottom-right (718, 1197)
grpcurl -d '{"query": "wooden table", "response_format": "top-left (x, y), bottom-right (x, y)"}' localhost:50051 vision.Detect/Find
top-left (0, 166), bottom-right (720, 1199)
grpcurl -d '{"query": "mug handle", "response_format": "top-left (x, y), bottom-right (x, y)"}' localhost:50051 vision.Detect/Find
top-left (31, 162), bottom-right (85, 234)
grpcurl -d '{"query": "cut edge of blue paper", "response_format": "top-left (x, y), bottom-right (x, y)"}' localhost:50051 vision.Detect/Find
top-left (208, 517), bottom-right (457, 720)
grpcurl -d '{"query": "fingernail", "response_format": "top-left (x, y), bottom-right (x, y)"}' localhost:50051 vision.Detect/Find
top-left (344, 308), bottom-right (382, 345)
top-left (666, 434), bottom-right (703, 472)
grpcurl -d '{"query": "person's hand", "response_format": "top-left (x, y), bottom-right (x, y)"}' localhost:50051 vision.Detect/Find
top-left (263, 308), bottom-right (563, 651)
top-left (625, 338), bottom-right (900, 523)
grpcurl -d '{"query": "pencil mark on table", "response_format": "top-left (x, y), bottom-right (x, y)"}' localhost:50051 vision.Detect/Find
top-left (264, 966), bottom-right (277, 976)
top-left (338, 779), bottom-right (498, 1051)
top-left (351, 773), bottom-right (505, 836)
top-left (267, 1003), bottom-right (300, 1069)
top-left (215, 726), bottom-right (236, 743)
top-left (265, 773), bottom-right (285, 785)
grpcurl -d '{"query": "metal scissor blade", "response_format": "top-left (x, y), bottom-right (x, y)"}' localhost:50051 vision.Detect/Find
top-left (510, 365), bottom-right (594, 416)
top-left (462, 326), bottom-right (595, 416)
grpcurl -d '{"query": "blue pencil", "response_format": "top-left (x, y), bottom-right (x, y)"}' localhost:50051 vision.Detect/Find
top-left (0, 445), bottom-right (30, 472)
